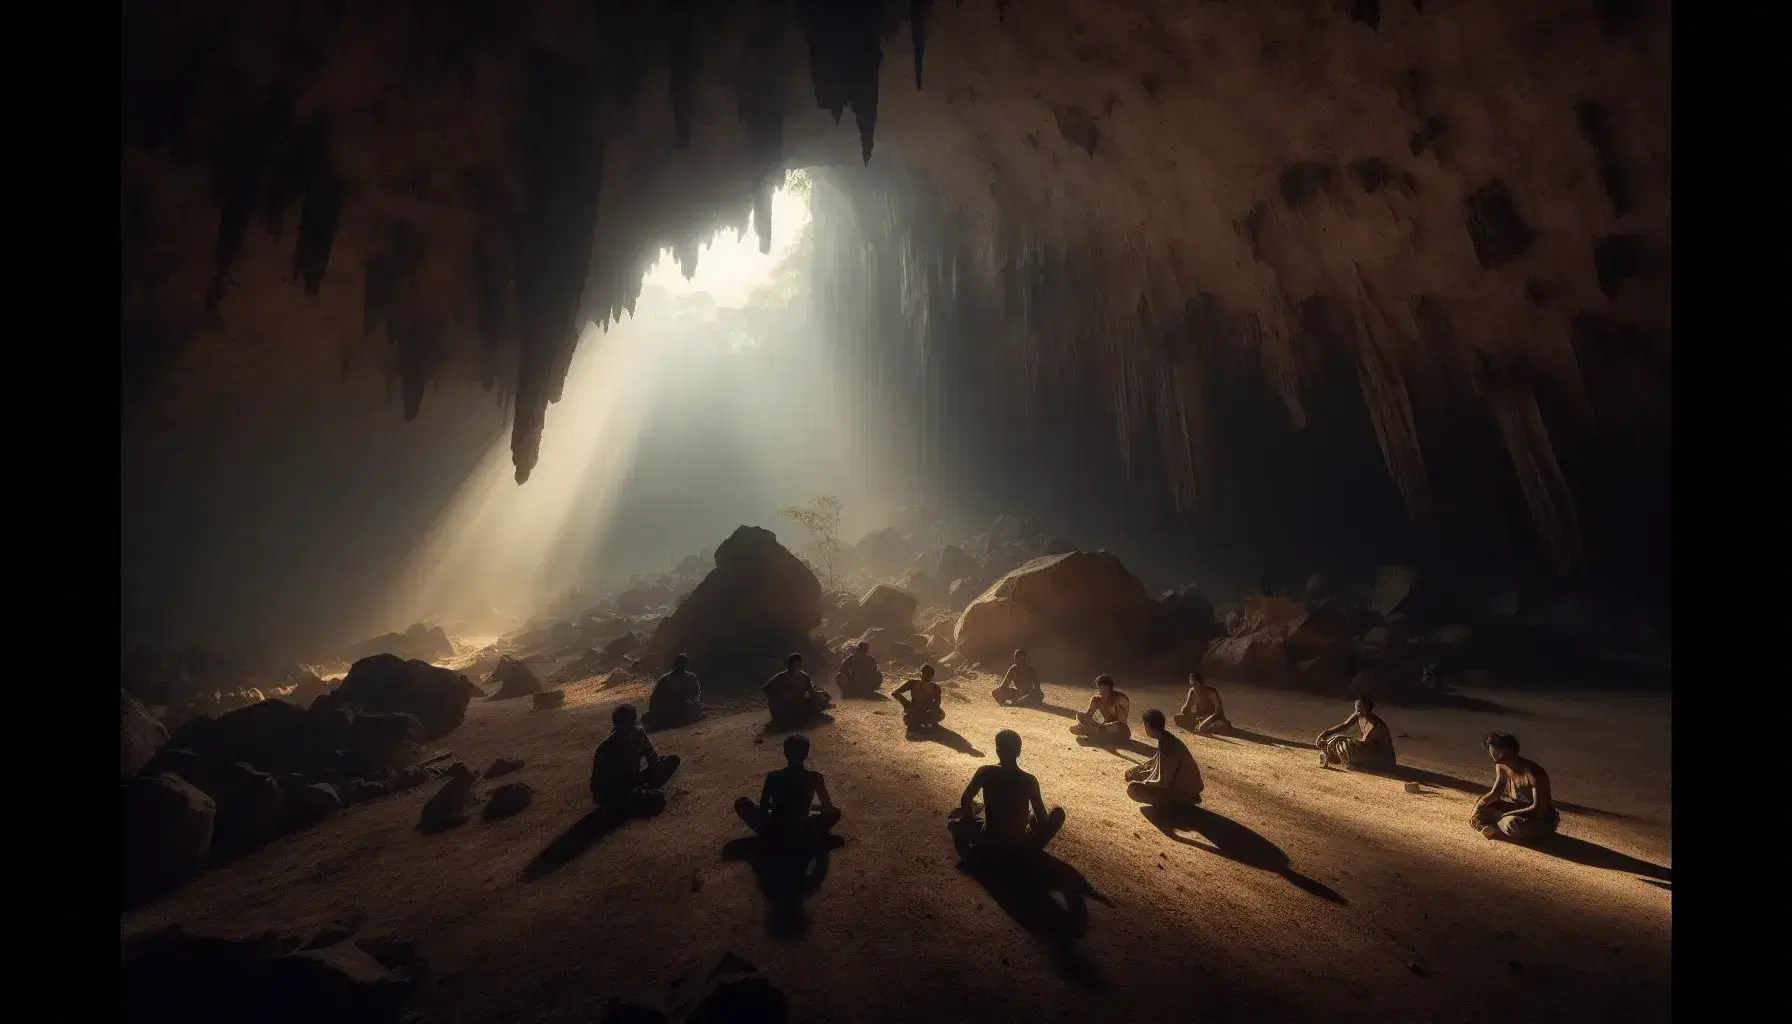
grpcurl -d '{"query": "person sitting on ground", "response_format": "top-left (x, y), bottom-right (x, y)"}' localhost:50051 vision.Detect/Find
top-left (590, 703), bottom-right (681, 817)
top-left (1315, 696), bottom-right (1397, 770)
top-left (734, 733), bottom-right (842, 844)
top-left (1069, 674), bottom-right (1131, 743)
top-left (643, 653), bottom-right (704, 729)
top-left (1126, 709), bottom-right (1205, 807)
top-left (764, 653), bottom-right (832, 727)
top-left (1172, 672), bottom-right (1231, 734)
top-left (834, 642), bottom-right (884, 697)
top-left (1471, 731), bottom-right (1559, 845)
top-left (892, 664), bottom-right (945, 731)
top-left (990, 648), bottom-right (1044, 706)
top-left (950, 729), bottom-right (1066, 865)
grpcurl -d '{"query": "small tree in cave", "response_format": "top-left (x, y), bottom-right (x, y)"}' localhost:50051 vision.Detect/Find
top-left (778, 495), bottom-right (844, 591)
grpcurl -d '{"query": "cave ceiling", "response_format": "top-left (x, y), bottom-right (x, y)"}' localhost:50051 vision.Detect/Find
top-left (121, 0), bottom-right (1671, 571)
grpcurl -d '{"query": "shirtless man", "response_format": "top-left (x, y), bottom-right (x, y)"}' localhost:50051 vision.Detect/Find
top-left (892, 664), bottom-right (945, 731)
top-left (734, 733), bottom-right (842, 844)
top-left (642, 653), bottom-right (704, 730)
top-left (990, 649), bottom-right (1044, 706)
top-left (834, 642), bottom-right (884, 697)
top-left (950, 729), bottom-right (1066, 865)
top-left (590, 703), bottom-right (682, 817)
top-left (764, 653), bottom-right (832, 727)
top-left (1315, 696), bottom-right (1397, 770)
top-left (1470, 731), bottom-right (1559, 845)
top-left (1172, 672), bottom-right (1231, 734)
top-left (1126, 709), bottom-right (1205, 807)
top-left (1070, 675), bottom-right (1131, 743)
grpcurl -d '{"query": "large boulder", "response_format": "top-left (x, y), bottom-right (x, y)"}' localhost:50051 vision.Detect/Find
top-left (121, 773), bottom-right (216, 904)
top-left (168, 699), bottom-right (337, 778)
top-left (342, 623), bottom-right (454, 665)
top-left (1285, 609), bottom-right (1354, 661)
top-left (344, 713), bottom-right (425, 773)
top-left (212, 769), bottom-right (287, 859)
top-left (1201, 633), bottom-right (1292, 681)
top-left (895, 568), bottom-right (945, 608)
top-left (841, 585), bottom-right (919, 636)
top-left (645, 526), bottom-right (822, 687)
top-left (122, 690), bottom-right (168, 778)
top-left (933, 544), bottom-right (979, 586)
top-left (282, 672), bottom-right (334, 709)
top-left (1235, 595), bottom-right (1308, 636)
top-left (954, 551), bottom-right (1168, 675)
top-left (484, 657), bottom-right (542, 700)
top-left (855, 527), bottom-right (913, 575)
top-left (946, 577), bottom-right (980, 612)
top-left (1160, 587), bottom-right (1217, 635)
top-left (315, 655), bottom-right (480, 741)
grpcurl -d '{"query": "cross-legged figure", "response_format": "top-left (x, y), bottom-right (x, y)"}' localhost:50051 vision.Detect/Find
top-left (1470, 731), bottom-right (1560, 846)
top-left (950, 729), bottom-right (1066, 869)
top-left (990, 649), bottom-right (1044, 706)
top-left (834, 642), bottom-right (884, 697)
top-left (893, 664), bottom-right (946, 732)
top-left (590, 703), bottom-right (681, 817)
top-left (1069, 674), bottom-right (1131, 744)
top-left (1172, 672), bottom-right (1231, 734)
top-left (734, 734), bottom-right (842, 844)
top-left (642, 653), bottom-right (704, 730)
top-left (1315, 697), bottom-right (1397, 770)
top-left (764, 653), bottom-right (832, 728)
top-left (1126, 709), bottom-right (1205, 807)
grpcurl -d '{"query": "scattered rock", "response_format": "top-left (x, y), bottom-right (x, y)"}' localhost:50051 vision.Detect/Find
top-left (394, 766), bottom-right (429, 791)
top-left (532, 689), bottom-right (567, 710)
top-left (303, 912), bottom-right (368, 950)
top-left (122, 690), bottom-right (169, 778)
top-left (484, 657), bottom-right (543, 700)
top-left (316, 655), bottom-right (481, 741)
top-left (485, 757), bottom-right (525, 778)
top-left (417, 764), bottom-right (476, 833)
top-left (673, 952), bottom-right (790, 1024)
top-left (346, 712), bottom-right (426, 774)
top-left (213, 769), bottom-right (287, 859)
top-left (482, 781), bottom-right (533, 821)
top-left (121, 773), bottom-right (216, 903)
top-left (933, 544), bottom-right (979, 585)
top-left (342, 623), bottom-right (454, 665)
top-left (296, 783), bottom-right (343, 822)
top-left (601, 997), bottom-right (670, 1024)
top-left (168, 699), bottom-right (337, 778)
top-left (855, 526), bottom-right (913, 575)
top-left (843, 584), bottom-right (920, 636)
top-left (121, 925), bottom-right (418, 1024)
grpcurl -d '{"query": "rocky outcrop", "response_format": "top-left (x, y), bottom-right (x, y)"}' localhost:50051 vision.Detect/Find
top-left (839, 584), bottom-right (919, 638)
top-left (341, 624), bottom-right (454, 665)
top-left (121, 690), bottom-right (168, 778)
top-left (121, 773), bottom-right (215, 904)
top-left (315, 655), bottom-right (480, 741)
top-left (855, 527), bottom-right (913, 575)
top-left (167, 699), bottom-right (338, 778)
top-left (954, 551), bottom-right (1167, 675)
top-left (485, 657), bottom-right (542, 700)
top-left (933, 544), bottom-right (979, 586)
top-left (646, 526), bottom-right (822, 686)
top-left (1202, 633), bottom-right (1292, 682)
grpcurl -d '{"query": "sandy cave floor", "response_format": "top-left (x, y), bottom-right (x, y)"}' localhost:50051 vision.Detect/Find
top-left (122, 674), bottom-right (1671, 1024)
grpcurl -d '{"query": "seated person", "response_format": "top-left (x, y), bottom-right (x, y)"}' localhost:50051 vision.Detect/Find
top-left (1126, 709), bottom-right (1205, 807)
top-left (1471, 731), bottom-right (1559, 846)
top-left (734, 733), bottom-right (842, 844)
top-left (989, 649), bottom-right (1044, 706)
top-left (589, 703), bottom-right (681, 817)
top-left (834, 642), bottom-right (884, 697)
top-left (642, 653), bottom-right (704, 729)
top-left (1315, 697), bottom-right (1397, 770)
top-left (1172, 672), bottom-right (1231, 734)
top-left (1069, 675), bottom-right (1131, 743)
top-left (950, 729), bottom-right (1065, 865)
top-left (893, 664), bottom-right (945, 731)
top-left (764, 653), bottom-right (832, 726)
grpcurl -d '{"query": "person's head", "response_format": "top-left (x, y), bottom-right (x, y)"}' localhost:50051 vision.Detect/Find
top-left (856, 642), bottom-right (869, 655)
top-left (1354, 696), bottom-right (1375, 715)
top-left (673, 653), bottom-right (689, 672)
top-left (921, 664), bottom-right (935, 681)
top-left (1483, 731), bottom-right (1520, 764)
top-left (995, 729), bottom-right (1022, 764)
top-left (1142, 708), bottom-right (1166, 736)
top-left (1189, 672), bottom-right (1206, 688)
top-left (783, 733), bottom-right (811, 765)
top-left (786, 652), bottom-right (803, 669)
top-left (1096, 674), bottom-right (1115, 693)
top-left (1013, 649), bottom-right (1027, 665)
top-left (612, 703), bottom-right (638, 731)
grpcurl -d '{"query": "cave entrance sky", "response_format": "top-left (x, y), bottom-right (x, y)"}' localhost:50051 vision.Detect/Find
top-left (377, 170), bottom-right (916, 632)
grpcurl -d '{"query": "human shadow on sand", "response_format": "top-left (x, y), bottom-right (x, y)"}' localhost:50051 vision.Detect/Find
top-left (1140, 805), bottom-right (1348, 905)
top-left (905, 725), bottom-right (984, 757)
top-left (1033, 702), bottom-right (1081, 720)
top-left (954, 844), bottom-right (1111, 991)
top-left (837, 688), bottom-right (891, 701)
top-left (1075, 735), bottom-right (1156, 759)
top-left (722, 833), bottom-right (846, 941)
top-left (522, 810), bottom-right (628, 881)
top-left (758, 712), bottom-right (837, 738)
top-left (1530, 834), bottom-right (1672, 882)
top-left (1371, 765), bottom-right (1630, 820)
top-left (1384, 690), bottom-right (1536, 717)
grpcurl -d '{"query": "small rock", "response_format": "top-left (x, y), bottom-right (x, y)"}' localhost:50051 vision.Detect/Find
top-left (1508, 960), bottom-right (1523, 972)
top-left (295, 783), bottom-right (342, 822)
top-left (690, 871), bottom-right (702, 892)
top-left (418, 764), bottom-right (475, 834)
top-left (485, 757), bottom-right (525, 779)
top-left (482, 781), bottom-right (533, 820)
top-left (532, 689), bottom-right (567, 710)
top-left (1403, 782), bottom-right (1425, 794)
top-left (1406, 961), bottom-right (1426, 976)
top-left (303, 911), bottom-right (368, 950)
top-left (355, 934), bottom-right (421, 973)
top-left (394, 765), bottom-right (429, 791)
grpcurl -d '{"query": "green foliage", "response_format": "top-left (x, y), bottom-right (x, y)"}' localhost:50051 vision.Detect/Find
top-left (777, 495), bottom-right (844, 590)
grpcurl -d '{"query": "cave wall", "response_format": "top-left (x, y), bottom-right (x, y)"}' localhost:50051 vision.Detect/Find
top-left (122, 0), bottom-right (1672, 578)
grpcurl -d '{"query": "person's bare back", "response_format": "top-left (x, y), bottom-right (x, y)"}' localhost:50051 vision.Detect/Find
top-left (966, 763), bottom-right (1044, 846)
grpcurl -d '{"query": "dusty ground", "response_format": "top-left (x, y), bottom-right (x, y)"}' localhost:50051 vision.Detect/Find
top-left (122, 674), bottom-right (1671, 1023)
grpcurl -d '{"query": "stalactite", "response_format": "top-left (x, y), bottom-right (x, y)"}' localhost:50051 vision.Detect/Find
top-left (911, 0), bottom-right (932, 89)
top-left (291, 174), bottom-right (343, 295)
top-left (666, 0), bottom-right (697, 149)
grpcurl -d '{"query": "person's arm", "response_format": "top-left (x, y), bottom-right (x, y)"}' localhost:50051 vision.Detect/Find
top-left (1000, 665), bottom-right (1017, 688)
top-left (1085, 693), bottom-right (1103, 717)
top-left (637, 729), bottom-right (658, 765)
top-left (813, 773), bottom-right (835, 810)
top-left (1513, 765), bottom-right (1551, 817)
top-left (759, 772), bottom-right (774, 814)
top-left (1027, 775), bottom-right (1050, 825)
top-left (689, 674), bottom-right (701, 701)
top-left (1319, 712), bottom-right (1356, 740)
top-left (1115, 694), bottom-right (1131, 723)
top-left (1126, 749), bottom-right (1157, 782)
top-left (891, 680), bottom-right (914, 707)
top-left (1475, 765), bottom-right (1504, 808)
top-left (1211, 691), bottom-right (1225, 718)
top-left (960, 767), bottom-right (987, 815)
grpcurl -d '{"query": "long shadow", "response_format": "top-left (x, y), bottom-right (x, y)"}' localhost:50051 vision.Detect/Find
top-left (1375, 765), bottom-right (1630, 819)
top-left (523, 810), bottom-right (627, 881)
top-left (1140, 805), bottom-right (1347, 905)
top-left (758, 712), bottom-right (837, 738)
top-left (1640, 878), bottom-right (1672, 891)
top-left (1224, 727), bottom-right (1314, 750)
top-left (1534, 834), bottom-right (1672, 882)
top-left (1033, 702), bottom-right (1080, 720)
top-left (905, 725), bottom-right (984, 757)
top-left (721, 834), bottom-right (845, 941)
top-left (956, 845), bottom-right (1111, 991)
top-left (1075, 735), bottom-right (1155, 759)
top-left (838, 689), bottom-right (891, 701)
top-left (642, 712), bottom-right (707, 735)
top-left (1386, 690), bottom-right (1535, 717)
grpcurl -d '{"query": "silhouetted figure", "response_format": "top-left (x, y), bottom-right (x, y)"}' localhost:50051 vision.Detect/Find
top-left (893, 664), bottom-right (945, 731)
top-left (1069, 675), bottom-right (1131, 743)
top-left (643, 653), bottom-right (704, 730)
top-left (590, 703), bottom-right (680, 817)
top-left (1316, 696), bottom-right (1396, 770)
top-left (835, 642), bottom-right (884, 697)
top-left (734, 734), bottom-right (841, 843)
top-left (764, 653), bottom-right (832, 727)
top-left (1472, 731), bottom-right (1559, 845)
top-left (1173, 672), bottom-right (1231, 734)
top-left (950, 729), bottom-right (1065, 866)
top-left (1126, 709), bottom-right (1205, 807)
top-left (990, 648), bottom-right (1044, 705)
top-left (1423, 663), bottom-right (1442, 691)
